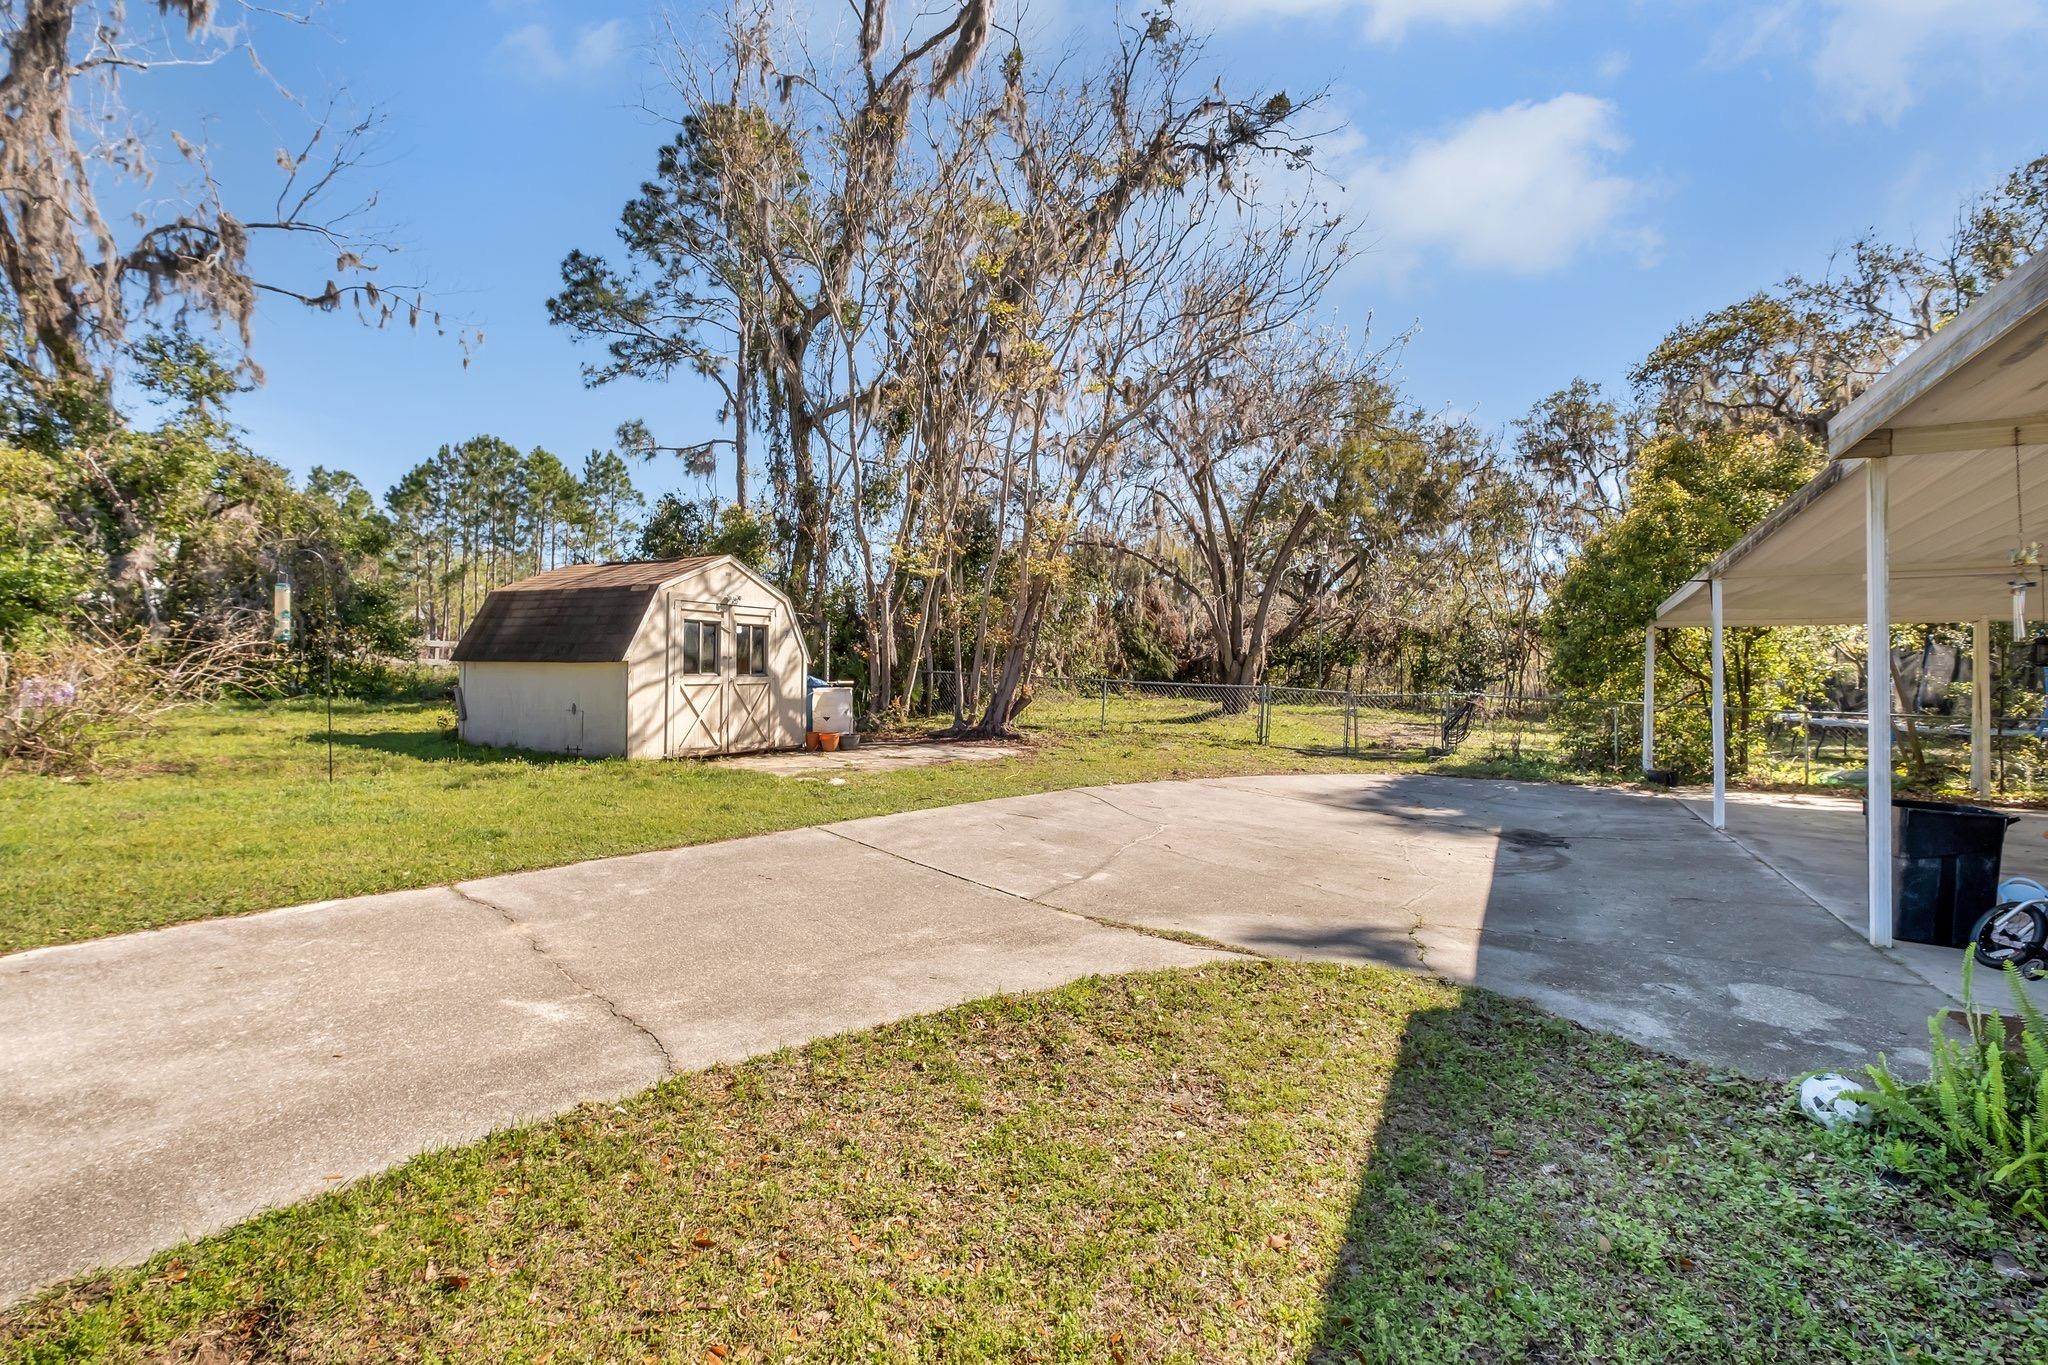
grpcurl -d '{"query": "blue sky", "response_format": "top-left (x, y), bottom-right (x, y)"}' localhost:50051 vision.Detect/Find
top-left (136, 0), bottom-right (2048, 506)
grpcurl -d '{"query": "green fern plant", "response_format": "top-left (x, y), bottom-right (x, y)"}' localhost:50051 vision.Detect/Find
top-left (1859, 958), bottom-right (2048, 1226)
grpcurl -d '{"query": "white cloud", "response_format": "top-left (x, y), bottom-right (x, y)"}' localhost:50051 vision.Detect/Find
top-left (1186, 0), bottom-right (1549, 42)
top-left (1718, 0), bottom-right (2046, 124)
top-left (1811, 0), bottom-right (2044, 123)
top-left (1331, 94), bottom-right (1648, 277)
top-left (495, 18), bottom-right (628, 83)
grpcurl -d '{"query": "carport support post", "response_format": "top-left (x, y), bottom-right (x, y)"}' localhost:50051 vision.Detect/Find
top-left (1709, 579), bottom-right (1726, 830)
top-left (1866, 458), bottom-right (1894, 948)
top-left (1972, 619), bottom-right (1993, 797)
top-left (1641, 626), bottom-right (1657, 772)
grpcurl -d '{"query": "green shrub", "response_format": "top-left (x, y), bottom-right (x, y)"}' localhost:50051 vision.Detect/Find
top-left (1860, 961), bottom-right (2048, 1226)
top-left (356, 659), bottom-right (456, 702)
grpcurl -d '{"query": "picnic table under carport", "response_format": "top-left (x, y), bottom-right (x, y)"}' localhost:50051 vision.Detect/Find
top-left (1649, 246), bottom-right (2048, 948)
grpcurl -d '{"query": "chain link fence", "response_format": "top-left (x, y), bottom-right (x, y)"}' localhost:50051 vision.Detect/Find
top-left (1038, 678), bottom-right (1642, 769)
top-left (1476, 696), bottom-right (2048, 797)
top-left (920, 670), bottom-right (2048, 798)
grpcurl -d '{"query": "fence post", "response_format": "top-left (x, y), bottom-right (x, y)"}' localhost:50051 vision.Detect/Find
top-left (1099, 677), bottom-right (1108, 728)
top-left (1258, 684), bottom-right (1270, 745)
top-left (1610, 706), bottom-right (1620, 770)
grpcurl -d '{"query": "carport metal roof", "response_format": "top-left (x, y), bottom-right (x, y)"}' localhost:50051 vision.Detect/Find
top-left (1655, 247), bottom-right (2048, 630)
top-left (1642, 246), bottom-right (2048, 950)
top-left (1654, 445), bottom-right (2048, 627)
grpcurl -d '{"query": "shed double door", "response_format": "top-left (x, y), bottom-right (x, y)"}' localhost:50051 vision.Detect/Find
top-left (665, 599), bottom-right (777, 756)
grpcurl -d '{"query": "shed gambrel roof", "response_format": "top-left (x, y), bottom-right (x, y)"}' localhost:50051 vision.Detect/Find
top-left (452, 557), bottom-right (719, 663)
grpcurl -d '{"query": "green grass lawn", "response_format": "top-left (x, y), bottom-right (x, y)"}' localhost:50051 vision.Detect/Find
top-left (0, 694), bottom-right (1572, 956)
top-left (3, 961), bottom-right (2039, 1362)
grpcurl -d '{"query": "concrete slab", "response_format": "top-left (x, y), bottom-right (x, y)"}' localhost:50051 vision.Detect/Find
top-left (454, 826), bottom-right (1215, 1071)
top-left (714, 739), bottom-right (1025, 777)
top-left (835, 775), bottom-right (1949, 1077)
top-left (0, 831), bottom-right (1217, 1304)
top-left (0, 888), bottom-right (657, 1303)
top-left (1678, 788), bottom-right (2048, 1014)
top-left (1, 771), bottom-right (1958, 1306)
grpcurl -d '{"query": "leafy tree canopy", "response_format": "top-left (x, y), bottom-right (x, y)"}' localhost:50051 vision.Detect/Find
top-left (638, 494), bottom-right (771, 572)
top-left (1546, 430), bottom-right (1837, 774)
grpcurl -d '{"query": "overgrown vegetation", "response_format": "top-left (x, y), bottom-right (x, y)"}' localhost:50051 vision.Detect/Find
top-left (4, 962), bottom-right (2040, 1362)
top-left (0, 621), bottom-right (266, 774)
top-left (1862, 964), bottom-right (2048, 1229)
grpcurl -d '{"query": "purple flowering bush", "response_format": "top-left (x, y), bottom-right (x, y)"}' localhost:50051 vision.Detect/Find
top-left (2, 623), bottom-right (263, 773)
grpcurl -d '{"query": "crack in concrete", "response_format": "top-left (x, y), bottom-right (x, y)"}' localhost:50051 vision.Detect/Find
top-left (447, 884), bottom-right (676, 1077)
top-left (816, 824), bottom-right (1264, 960)
top-left (1386, 877), bottom-right (1444, 974)
top-left (843, 791), bottom-right (1910, 992)
top-left (1072, 785), bottom-right (1152, 822)
top-left (863, 787), bottom-right (1463, 978)
top-left (1059, 788), bottom-right (1174, 885)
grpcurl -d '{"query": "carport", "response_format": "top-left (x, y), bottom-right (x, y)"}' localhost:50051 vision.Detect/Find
top-left (1649, 249), bottom-right (2048, 947)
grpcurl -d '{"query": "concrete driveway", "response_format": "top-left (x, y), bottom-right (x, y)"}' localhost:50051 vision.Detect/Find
top-left (0, 773), bottom-right (1958, 1303)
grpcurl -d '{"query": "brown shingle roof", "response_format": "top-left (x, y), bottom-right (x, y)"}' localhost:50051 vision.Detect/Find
top-left (452, 558), bottom-right (719, 663)
top-left (484, 558), bottom-right (718, 592)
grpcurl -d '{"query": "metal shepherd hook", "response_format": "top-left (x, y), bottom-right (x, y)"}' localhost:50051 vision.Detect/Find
top-left (284, 545), bottom-right (339, 784)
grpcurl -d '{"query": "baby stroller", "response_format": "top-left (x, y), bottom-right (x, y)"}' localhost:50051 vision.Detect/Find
top-left (1971, 876), bottom-right (2048, 978)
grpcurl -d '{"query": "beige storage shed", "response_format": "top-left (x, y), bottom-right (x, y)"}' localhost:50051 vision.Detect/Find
top-left (452, 556), bottom-right (808, 758)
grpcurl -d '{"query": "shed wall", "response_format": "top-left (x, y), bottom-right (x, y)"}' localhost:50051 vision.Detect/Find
top-left (457, 661), bottom-right (630, 757)
top-left (625, 560), bottom-right (806, 757)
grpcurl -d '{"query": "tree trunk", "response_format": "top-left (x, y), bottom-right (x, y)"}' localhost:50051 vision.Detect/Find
top-left (734, 345), bottom-right (751, 510)
top-left (1218, 646), bottom-right (1260, 713)
top-left (975, 589), bottom-right (1042, 736)
top-left (949, 560), bottom-right (965, 726)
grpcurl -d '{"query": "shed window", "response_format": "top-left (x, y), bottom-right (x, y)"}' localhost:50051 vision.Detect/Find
top-left (736, 623), bottom-right (769, 676)
top-left (681, 618), bottom-right (721, 675)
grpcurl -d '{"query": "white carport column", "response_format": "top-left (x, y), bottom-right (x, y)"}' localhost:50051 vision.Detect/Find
top-left (1866, 459), bottom-right (1894, 948)
top-left (1641, 626), bottom-right (1657, 772)
top-left (1709, 578), bottom-right (1726, 830)
top-left (1973, 619), bottom-right (1994, 798)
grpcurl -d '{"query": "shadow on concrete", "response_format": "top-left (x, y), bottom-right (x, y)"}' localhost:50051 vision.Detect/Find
top-left (1173, 773), bottom-right (1948, 1077)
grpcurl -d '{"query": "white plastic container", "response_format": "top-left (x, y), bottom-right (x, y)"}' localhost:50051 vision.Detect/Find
top-left (1797, 1073), bottom-right (1871, 1130)
top-left (809, 684), bottom-right (854, 735)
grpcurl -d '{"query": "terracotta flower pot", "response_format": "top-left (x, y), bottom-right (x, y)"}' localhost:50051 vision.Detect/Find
top-left (818, 731), bottom-right (842, 752)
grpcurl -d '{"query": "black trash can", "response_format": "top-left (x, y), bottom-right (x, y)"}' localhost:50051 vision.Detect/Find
top-left (1891, 798), bottom-right (2020, 947)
